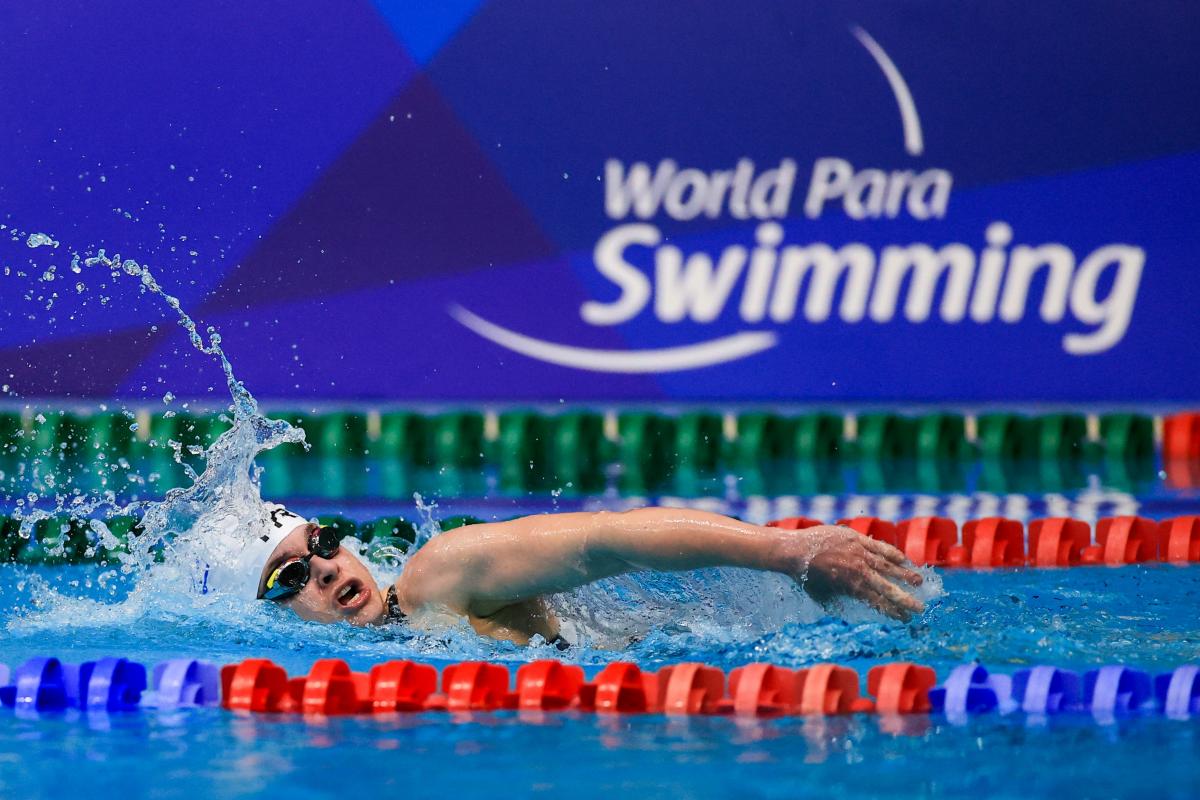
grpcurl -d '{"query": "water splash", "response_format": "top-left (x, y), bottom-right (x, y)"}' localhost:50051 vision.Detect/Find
top-left (6, 240), bottom-right (308, 632)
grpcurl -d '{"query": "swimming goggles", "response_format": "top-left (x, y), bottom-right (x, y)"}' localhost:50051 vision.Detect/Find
top-left (261, 525), bottom-right (340, 602)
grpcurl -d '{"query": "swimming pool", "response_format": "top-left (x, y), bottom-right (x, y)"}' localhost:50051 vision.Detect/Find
top-left (2, 474), bottom-right (1198, 799)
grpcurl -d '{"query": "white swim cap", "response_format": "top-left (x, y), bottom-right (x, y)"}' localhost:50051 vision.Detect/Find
top-left (236, 504), bottom-right (311, 598)
top-left (197, 503), bottom-right (313, 599)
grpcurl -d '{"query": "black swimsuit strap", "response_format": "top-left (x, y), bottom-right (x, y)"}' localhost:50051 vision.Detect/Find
top-left (384, 585), bottom-right (407, 623)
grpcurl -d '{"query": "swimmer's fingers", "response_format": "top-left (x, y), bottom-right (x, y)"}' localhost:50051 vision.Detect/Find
top-left (867, 551), bottom-right (924, 587)
top-left (857, 583), bottom-right (912, 623)
top-left (863, 570), bottom-right (924, 619)
top-left (858, 534), bottom-right (909, 567)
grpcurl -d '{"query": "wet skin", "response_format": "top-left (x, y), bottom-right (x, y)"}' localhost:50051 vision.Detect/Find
top-left (257, 510), bottom-right (925, 645)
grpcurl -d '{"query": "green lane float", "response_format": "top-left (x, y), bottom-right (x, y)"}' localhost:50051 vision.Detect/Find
top-left (550, 411), bottom-right (606, 485)
top-left (376, 411), bottom-right (428, 464)
top-left (976, 413), bottom-right (1035, 461)
top-left (495, 410), bottom-right (550, 486)
top-left (731, 412), bottom-right (793, 463)
top-left (1100, 413), bottom-right (1154, 462)
top-left (673, 411), bottom-right (723, 471)
top-left (792, 412), bottom-right (843, 461)
top-left (5, 406), bottom-right (1198, 499)
top-left (914, 413), bottom-right (969, 461)
top-left (428, 412), bottom-right (484, 467)
top-left (856, 413), bottom-right (916, 461)
top-left (618, 412), bottom-right (676, 490)
top-left (1035, 413), bottom-right (1087, 462)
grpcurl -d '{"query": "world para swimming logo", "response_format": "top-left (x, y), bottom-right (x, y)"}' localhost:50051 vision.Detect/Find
top-left (451, 26), bottom-right (1145, 373)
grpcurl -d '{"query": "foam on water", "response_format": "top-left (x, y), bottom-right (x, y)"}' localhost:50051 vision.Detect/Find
top-left (1, 235), bottom-right (939, 662)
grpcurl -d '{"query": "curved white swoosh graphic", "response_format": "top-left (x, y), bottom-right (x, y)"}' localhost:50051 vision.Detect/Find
top-left (852, 25), bottom-right (924, 157)
top-left (449, 305), bottom-right (778, 373)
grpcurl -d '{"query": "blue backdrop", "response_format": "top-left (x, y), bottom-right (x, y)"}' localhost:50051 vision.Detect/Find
top-left (0, 2), bottom-right (1196, 401)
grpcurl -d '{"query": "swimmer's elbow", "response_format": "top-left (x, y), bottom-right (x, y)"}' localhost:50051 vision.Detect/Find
top-left (579, 510), bottom-right (639, 576)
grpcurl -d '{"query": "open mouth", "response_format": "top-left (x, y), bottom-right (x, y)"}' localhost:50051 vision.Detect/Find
top-left (335, 578), bottom-right (368, 611)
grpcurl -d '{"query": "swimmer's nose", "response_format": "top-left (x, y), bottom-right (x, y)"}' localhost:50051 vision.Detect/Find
top-left (309, 555), bottom-right (339, 590)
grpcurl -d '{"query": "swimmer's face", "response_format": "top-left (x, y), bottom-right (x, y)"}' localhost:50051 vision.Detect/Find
top-left (257, 523), bottom-right (386, 626)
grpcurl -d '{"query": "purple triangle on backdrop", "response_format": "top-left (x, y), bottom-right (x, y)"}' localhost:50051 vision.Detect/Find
top-left (200, 73), bottom-right (559, 314)
top-left (0, 326), bottom-right (164, 397)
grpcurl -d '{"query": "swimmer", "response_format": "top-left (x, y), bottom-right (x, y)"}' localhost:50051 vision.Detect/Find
top-left (246, 506), bottom-right (924, 646)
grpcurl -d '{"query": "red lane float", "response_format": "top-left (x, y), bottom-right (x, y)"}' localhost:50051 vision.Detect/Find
top-left (1028, 518), bottom-right (1091, 567)
top-left (724, 663), bottom-right (874, 715)
top-left (369, 660), bottom-right (437, 712)
top-left (952, 517), bottom-right (1025, 568)
top-left (774, 514), bottom-right (1200, 568)
top-left (216, 659), bottom-right (903, 718)
top-left (896, 517), bottom-right (958, 566)
top-left (1159, 516), bottom-right (1200, 563)
top-left (1084, 516), bottom-right (1157, 566)
top-left (442, 662), bottom-right (514, 711)
top-left (586, 662), bottom-right (657, 713)
top-left (799, 664), bottom-right (874, 714)
top-left (1163, 412), bottom-right (1200, 462)
top-left (221, 659), bottom-right (299, 713)
top-left (659, 663), bottom-right (726, 715)
top-left (728, 664), bottom-right (805, 716)
top-left (867, 663), bottom-right (936, 714)
top-left (516, 661), bottom-right (584, 711)
top-left (301, 659), bottom-right (371, 715)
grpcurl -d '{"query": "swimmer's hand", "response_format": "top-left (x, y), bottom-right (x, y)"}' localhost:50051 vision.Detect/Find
top-left (781, 526), bottom-right (925, 621)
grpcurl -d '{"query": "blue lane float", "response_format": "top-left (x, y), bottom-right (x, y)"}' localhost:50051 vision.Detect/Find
top-left (928, 664), bottom-right (1016, 717)
top-left (63, 657), bottom-right (147, 711)
top-left (1154, 665), bottom-right (1200, 719)
top-left (144, 659), bottom-right (220, 708)
top-left (1012, 666), bottom-right (1082, 714)
top-left (0, 657), bottom-right (147, 712)
top-left (0, 657), bottom-right (70, 712)
top-left (1084, 666), bottom-right (1154, 717)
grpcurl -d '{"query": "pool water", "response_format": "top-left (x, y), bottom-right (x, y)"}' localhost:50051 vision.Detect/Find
top-left (2, 697), bottom-right (1198, 800)
top-left (2, 494), bottom-right (1198, 800)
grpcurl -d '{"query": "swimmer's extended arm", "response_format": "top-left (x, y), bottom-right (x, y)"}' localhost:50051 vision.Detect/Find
top-left (395, 508), bottom-right (924, 622)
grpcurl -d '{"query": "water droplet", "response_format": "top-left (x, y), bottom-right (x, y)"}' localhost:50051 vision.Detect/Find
top-left (26, 233), bottom-right (59, 249)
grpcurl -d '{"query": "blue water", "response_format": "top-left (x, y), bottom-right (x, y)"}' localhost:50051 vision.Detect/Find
top-left (2, 497), bottom-right (1198, 800)
top-left (2, 702), bottom-right (1198, 800)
